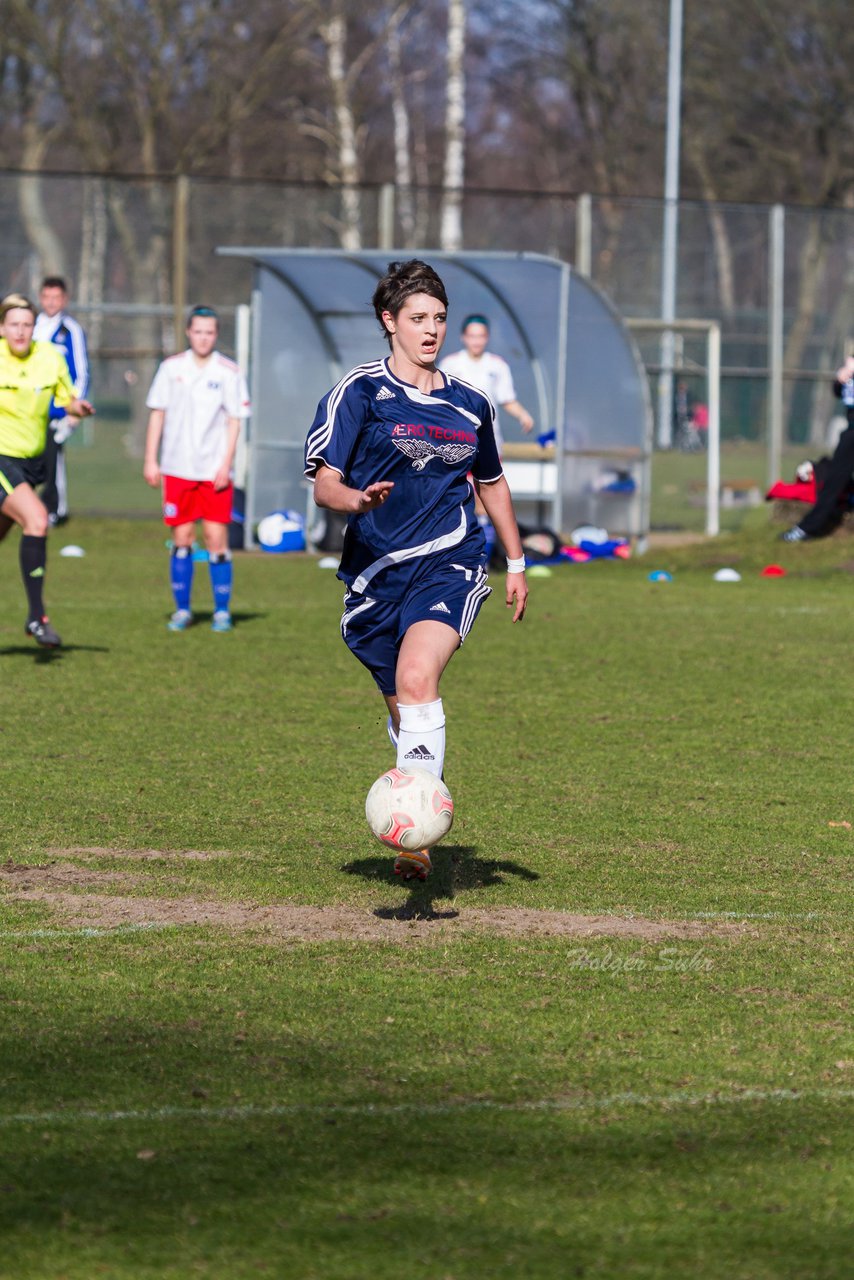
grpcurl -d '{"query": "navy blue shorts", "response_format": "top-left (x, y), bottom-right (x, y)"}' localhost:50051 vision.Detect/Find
top-left (0, 454), bottom-right (45, 505)
top-left (341, 561), bottom-right (492, 695)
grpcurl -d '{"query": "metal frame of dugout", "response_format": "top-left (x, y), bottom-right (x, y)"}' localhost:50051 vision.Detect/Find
top-left (216, 248), bottom-right (653, 549)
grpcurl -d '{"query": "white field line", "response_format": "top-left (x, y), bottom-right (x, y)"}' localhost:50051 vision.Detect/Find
top-left (0, 923), bottom-right (177, 940)
top-left (694, 911), bottom-right (823, 920)
top-left (2, 1088), bottom-right (854, 1129)
top-left (0, 912), bottom-right (830, 942)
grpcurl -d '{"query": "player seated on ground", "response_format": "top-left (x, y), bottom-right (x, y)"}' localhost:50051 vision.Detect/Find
top-left (782, 355), bottom-right (854, 542)
top-left (0, 293), bottom-right (94, 647)
top-left (143, 305), bottom-right (251, 632)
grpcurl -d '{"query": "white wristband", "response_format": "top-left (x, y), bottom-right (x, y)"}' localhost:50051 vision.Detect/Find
top-left (506, 556), bottom-right (526, 574)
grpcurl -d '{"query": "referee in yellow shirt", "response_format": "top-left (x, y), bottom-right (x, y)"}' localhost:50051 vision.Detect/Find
top-left (0, 293), bottom-right (94, 647)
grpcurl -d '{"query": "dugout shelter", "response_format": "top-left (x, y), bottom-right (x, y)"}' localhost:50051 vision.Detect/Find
top-left (216, 248), bottom-right (652, 546)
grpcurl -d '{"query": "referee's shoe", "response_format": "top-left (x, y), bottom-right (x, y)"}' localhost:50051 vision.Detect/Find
top-left (26, 616), bottom-right (62, 648)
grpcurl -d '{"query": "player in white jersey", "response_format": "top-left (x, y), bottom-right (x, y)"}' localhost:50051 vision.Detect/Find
top-left (305, 260), bottom-right (528, 881)
top-left (439, 313), bottom-right (534, 455)
top-left (143, 306), bottom-right (251, 632)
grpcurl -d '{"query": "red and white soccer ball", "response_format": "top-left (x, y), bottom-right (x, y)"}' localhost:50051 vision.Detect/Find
top-left (365, 766), bottom-right (454, 852)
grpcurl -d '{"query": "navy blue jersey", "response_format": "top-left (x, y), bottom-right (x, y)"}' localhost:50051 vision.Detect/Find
top-left (305, 357), bottom-right (503, 599)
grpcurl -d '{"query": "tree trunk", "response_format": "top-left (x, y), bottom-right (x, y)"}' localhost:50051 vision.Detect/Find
top-left (322, 8), bottom-right (362, 250)
top-left (77, 176), bottom-right (108, 352)
top-left (107, 183), bottom-right (169, 456)
top-left (439, 0), bottom-right (466, 252)
top-left (689, 145), bottom-right (736, 317)
top-left (807, 205), bottom-right (854, 445)
top-left (780, 215), bottom-right (832, 446)
top-left (387, 9), bottom-right (414, 245)
top-left (17, 122), bottom-right (66, 280)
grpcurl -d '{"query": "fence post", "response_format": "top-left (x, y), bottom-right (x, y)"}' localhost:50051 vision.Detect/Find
top-left (706, 323), bottom-right (722, 536)
top-left (767, 204), bottom-right (785, 487)
top-left (575, 193), bottom-right (592, 275)
top-left (172, 173), bottom-right (190, 346)
top-left (378, 183), bottom-right (395, 250)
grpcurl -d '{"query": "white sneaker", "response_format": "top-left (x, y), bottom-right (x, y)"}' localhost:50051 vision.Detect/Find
top-left (211, 610), bottom-right (233, 632)
top-left (167, 609), bottom-right (193, 631)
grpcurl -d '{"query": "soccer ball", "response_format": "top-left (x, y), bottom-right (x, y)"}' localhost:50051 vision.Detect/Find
top-left (365, 767), bottom-right (454, 852)
top-left (256, 509), bottom-right (305, 553)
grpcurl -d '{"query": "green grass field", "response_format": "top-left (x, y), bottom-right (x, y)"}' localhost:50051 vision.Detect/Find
top-left (1, 513), bottom-right (853, 1278)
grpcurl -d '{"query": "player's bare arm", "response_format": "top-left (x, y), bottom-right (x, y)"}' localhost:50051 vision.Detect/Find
top-left (143, 408), bottom-right (165, 486)
top-left (475, 476), bottom-right (528, 622)
top-left (504, 398), bottom-right (534, 433)
top-left (313, 464), bottom-right (394, 514)
top-left (213, 417), bottom-right (241, 491)
top-left (69, 398), bottom-right (94, 418)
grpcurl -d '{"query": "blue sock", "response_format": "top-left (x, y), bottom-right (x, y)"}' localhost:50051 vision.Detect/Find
top-left (170, 546), bottom-right (194, 612)
top-left (209, 552), bottom-right (233, 614)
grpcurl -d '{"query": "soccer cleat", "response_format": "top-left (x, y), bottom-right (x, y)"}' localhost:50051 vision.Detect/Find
top-left (167, 609), bottom-right (193, 631)
top-left (211, 610), bottom-right (233, 633)
top-left (780, 526), bottom-right (809, 543)
top-left (25, 616), bottom-right (61, 648)
top-left (393, 848), bottom-right (432, 882)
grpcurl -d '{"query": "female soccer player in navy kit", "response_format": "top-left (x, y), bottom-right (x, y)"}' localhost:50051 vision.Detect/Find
top-left (305, 260), bottom-right (528, 880)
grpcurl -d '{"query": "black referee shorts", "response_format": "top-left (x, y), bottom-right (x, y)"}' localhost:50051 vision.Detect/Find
top-left (0, 454), bottom-right (46, 507)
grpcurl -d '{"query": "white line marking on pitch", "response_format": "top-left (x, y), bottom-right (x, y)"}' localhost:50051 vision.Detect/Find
top-left (694, 911), bottom-right (823, 920)
top-left (2, 1088), bottom-right (854, 1128)
top-left (0, 912), bottom-right (829, 942)
top-left (0, 923), bottom-right (177, 940)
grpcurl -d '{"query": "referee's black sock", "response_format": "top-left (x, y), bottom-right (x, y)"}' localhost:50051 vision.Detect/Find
top-left (20, 534), bottom-right (47, 622)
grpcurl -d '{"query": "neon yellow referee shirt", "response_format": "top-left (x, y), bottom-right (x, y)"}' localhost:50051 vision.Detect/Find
top-left (0, 339), bottom-right (74, 458)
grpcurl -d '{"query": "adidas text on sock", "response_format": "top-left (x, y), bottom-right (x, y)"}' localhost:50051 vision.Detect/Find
top-left (396, 699), bottom-right (445, 778)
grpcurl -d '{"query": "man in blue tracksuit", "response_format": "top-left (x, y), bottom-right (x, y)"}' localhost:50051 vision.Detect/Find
top-left (33, 276), bottom-right (90, 525)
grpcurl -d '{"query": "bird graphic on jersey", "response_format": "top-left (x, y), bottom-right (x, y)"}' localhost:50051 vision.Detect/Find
top-left (305, 356), bottom-right (502, 602)
top-left (392, 435), bottom-right (476, 471)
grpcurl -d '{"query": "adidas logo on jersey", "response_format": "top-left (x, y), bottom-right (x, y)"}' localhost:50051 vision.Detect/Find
top-left (375, 386), bottom-right (395, 401)
top-left (429, 601), bottom-right (451, 614)
top-left (404, 744), bottom-right (435, 761)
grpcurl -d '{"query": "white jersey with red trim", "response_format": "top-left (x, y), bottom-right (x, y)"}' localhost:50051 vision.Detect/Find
top-left (438, 349), bottom-right (518, 454)
top-left (146, 348), bottom-right (250, 481)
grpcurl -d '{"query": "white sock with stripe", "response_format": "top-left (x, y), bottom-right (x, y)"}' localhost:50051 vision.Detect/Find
top-left (396, 699), bottom-right (445, 778)
top-left (387, 715), bottom-right (399, 751)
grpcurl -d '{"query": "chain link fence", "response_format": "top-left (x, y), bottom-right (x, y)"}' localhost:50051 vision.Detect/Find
top-left (2, 170), bottom-right (851, 524)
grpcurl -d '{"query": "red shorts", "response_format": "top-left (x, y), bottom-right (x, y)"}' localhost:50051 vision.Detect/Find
top-left (162, 475), bottom-right (233, 527)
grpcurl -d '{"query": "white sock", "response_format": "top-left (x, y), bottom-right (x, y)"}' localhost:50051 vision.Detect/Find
top-left (387, 715), bottom-right (399, 751)
top-left (396, 699), bottom-right (445, 778)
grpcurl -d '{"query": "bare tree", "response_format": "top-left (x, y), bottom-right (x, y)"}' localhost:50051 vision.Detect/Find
top-left (440, 0), bottom-right (466, 251)
top-left (318, 3), bottom-right (363, 249)
top-left (386, 4), bottom-right (416, 245)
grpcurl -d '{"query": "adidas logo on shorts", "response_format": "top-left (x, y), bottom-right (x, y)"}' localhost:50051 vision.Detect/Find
top-left (404, 744), bottom-right (435, 761)
top-left (429, 601), bottom-right (451, 614)
top-left (375, 386), bottom-right (395, 401)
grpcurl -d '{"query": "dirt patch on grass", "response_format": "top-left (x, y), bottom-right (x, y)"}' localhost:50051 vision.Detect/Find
top-left (3, 872), bottom-right (748, 944)
top-left (459, 907), bottom-right (741, 941)
top-left (1, 861), bottom-right (141, 891)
